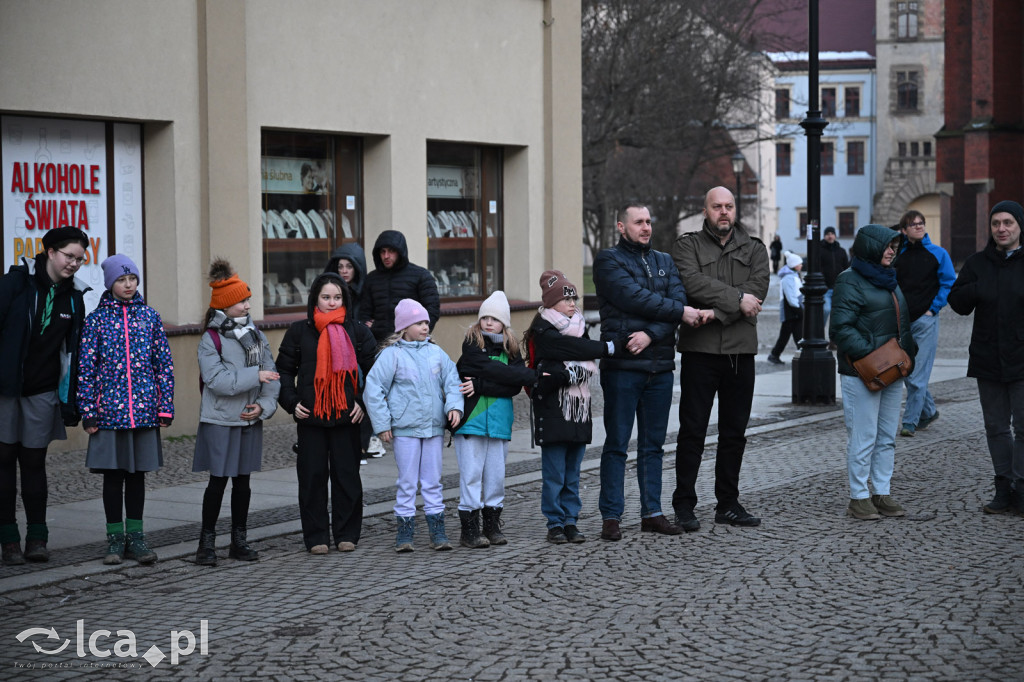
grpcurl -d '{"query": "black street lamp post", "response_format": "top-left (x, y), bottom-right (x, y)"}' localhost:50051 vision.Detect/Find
top-left (792, 0), bottom-right (836, 404)
top-left (731, 151), bottom-right (745, 221)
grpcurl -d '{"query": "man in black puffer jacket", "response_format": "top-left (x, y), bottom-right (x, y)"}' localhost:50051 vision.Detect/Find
top-left (593, 202), bottom-right (704, 541)
top-left (358, 230), bottom-right (441, 343)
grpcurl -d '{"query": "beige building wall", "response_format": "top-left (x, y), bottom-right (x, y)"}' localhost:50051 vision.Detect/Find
top-left (0, 0), bottom-right (582, 449)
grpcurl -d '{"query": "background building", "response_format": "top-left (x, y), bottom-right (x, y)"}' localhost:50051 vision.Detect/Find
top-left (0, 0), bottom-right (583, 448)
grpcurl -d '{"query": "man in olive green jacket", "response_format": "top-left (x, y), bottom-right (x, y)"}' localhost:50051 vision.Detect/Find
top-left (670, 186), bottom-right (770, 531)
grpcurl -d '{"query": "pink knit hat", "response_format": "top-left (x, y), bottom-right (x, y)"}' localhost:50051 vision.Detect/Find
top-left (393, 298), bottom-right (429, 333)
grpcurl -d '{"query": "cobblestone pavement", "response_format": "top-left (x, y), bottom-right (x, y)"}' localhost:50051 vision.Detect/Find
top-left (2, 370), bottom-right (1022, 680)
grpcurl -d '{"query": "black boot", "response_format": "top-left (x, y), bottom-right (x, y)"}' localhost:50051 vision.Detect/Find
top-left (228, 526), bottom-right (259, 561)
top-left (481, 506), bottom-right (507, 545)
top-left (984, 476), bottom-right (1013, 514)
top-left (195, 528), bottom-right (218, 566)
top-left (459, 509), bottom-right (489, 549)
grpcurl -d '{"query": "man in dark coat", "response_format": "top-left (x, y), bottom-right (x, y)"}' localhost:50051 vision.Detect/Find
top-left (820, 226), bottom-right (849, 328)
top-left (357, 230), bottom-right (441, 343)
top-left (593, 203), bottom-right (703, 541)
top-left (948, 200), bottom-right (1024, 514)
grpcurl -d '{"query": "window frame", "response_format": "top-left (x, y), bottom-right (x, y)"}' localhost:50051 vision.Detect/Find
top-left (846, 139), bottom-right (866, 175)
top-left (776, 141), bottom-right (792, 177)
top-left (844, 86), bottom-right (861, 118)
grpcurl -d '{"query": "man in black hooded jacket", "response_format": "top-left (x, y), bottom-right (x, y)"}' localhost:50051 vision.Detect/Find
top-left (358, 230), bottom-right (440, 343)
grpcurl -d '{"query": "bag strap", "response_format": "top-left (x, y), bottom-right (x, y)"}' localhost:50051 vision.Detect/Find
top-left (890, 292), bottom-right (903, 343)
top-left (198, 329), bottom-right (223, 395)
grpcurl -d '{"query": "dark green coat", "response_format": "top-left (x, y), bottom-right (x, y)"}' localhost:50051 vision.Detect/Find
top-left (830, 225), bottom-right (917, 377)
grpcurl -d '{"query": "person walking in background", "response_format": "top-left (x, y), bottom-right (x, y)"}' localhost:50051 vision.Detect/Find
top-left (770, 234), bottom-right (783, 275)
top-left (358, 230), bottom-right (440, 344)
top-left (593, 202), bottom-right (704, 541)
top-left (0, 226), bottom-right (90, 565)
top-left (364, 299), bottom-right (465, 553)
top-left (831, 225), bottom-right (917, 521)
top-left (192, 260), bottom-right (280, 566)
top-left (820, 227), bottom-right (849, 343)
top-left (453, 291), bottom-right (536, 548)
top-left (524, 271), bottom-right (620, 544)
top-left (894, 210), bottom-right (955, 437)
top-left (78, 255), bottom-right (174, 565)
top-left (767, 251), bottom-right (804, 365)
top-left (948, 200), bottom-right (1024, 515)
top-left (277, 273), bottom-right (377, 554)
top-left (324, 243), bottom-right (385, 462)
top-left (671, 187), bottom-right (769, 531)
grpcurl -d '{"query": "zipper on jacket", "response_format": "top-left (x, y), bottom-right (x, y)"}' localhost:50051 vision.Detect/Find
top-left (122, 305), bottom-right (135, 428)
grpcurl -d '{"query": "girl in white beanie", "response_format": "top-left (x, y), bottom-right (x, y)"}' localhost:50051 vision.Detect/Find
top-left (453, 291), bottom-right (537, 548)
top-left (364, 299), bottom-right (466, 552)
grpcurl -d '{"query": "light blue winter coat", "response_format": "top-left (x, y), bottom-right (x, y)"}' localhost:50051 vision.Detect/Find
top-left (364, 339), bottom-right (463, 438)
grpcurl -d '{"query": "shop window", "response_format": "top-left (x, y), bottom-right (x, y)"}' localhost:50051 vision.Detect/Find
top-left (838, 211), bottom-right (856, 237)
top-left (821, 88), bottom-right (836, 118)
top-left (776, 142), bottom-right (791, 176)
top-left (847, 140), bottom-right (865, 175)
top-left (261, 131), bottom-right (362, 312)
top-left (775, 89), bottom-right (790, 119)
top-left (821, 141), bottom-right (834, 175)
top-left (896, 71), bottom-right (920, 112)
top-left (845, 87), bottom-right (860, 118)
top-left (896, 1), bottom-right (918, 39)
top-left (426, 142), bottom-right (502, 300)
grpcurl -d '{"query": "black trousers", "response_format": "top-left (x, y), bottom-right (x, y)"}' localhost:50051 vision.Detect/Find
top-left (0, 442), bottom-right (48, 526)
top-left (771, 308), bottom-right (803, 358)
top-left (296, 423), bottom-right (363, 548)
top-left (673, 352), bottom-right (755, 512)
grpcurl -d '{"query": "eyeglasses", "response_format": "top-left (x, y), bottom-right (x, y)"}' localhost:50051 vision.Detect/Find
top-left (909, 221), bottom-right (926, 228)
top-left (57, 250), bottom-right (87, 266)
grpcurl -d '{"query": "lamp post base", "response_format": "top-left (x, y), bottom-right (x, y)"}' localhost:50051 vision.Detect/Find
top-left (792, 347), bottom-right (836, 404)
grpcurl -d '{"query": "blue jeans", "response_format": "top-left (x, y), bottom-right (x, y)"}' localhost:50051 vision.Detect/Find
top-left (540, 442), bottom-right (586, 529)
top-left (902, 314), bottom-right (939, 427)
top-left (976, 378), bottom-right (1024, 481)
top-left (598, 369), bottom-right (674, 520)
top-left (823, 288), bottom-right (833, 327)
top-left (841, 375), bottom-right (902, 499)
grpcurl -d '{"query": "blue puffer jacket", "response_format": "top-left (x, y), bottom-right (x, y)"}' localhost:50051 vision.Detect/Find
top-left (364, 339), bottom-right (464, 438)
top-left (77, 291), bottom-right (174, 430)
top-left (594, 236), bottom-right (687, 373)
top-left (455, 336), bottom-right (536, 440)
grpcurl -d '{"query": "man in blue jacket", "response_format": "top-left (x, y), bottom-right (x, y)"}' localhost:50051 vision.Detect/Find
top-left (894, 210), bottom-right (955, 437)
top-left (594, 203), bottom-right (704, 541)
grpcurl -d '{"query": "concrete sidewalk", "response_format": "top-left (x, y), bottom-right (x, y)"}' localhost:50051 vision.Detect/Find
top-left (0, 351), bottom-right (969, 594)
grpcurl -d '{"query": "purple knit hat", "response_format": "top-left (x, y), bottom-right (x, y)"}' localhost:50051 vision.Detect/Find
top-left (393, 298), bottom-right (429, 333)
top-left (102, 254), bottom-right (141, 290)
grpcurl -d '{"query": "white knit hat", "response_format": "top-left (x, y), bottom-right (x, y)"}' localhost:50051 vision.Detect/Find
top-left (478, 290), bottom-right (511, 328)
top-left (785, 251), bottom-right (803, 269)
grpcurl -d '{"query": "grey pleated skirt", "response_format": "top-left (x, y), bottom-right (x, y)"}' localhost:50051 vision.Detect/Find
top-left (192, 422), bottom-right (264, 477)
top-left (86, 428), bottom-right (163, 473)
top-left (0, 392), bottom-right (66, 448)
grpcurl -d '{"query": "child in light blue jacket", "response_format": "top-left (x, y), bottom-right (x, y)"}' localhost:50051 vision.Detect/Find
top-left (364, 299), bottom-right (466, 553)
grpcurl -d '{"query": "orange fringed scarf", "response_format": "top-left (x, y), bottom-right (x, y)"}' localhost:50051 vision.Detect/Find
top-left (313, 307), bottom-right (359, 419)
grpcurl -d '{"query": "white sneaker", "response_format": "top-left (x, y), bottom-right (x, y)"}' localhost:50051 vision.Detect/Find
top-left (368, 436), bottom-right (386, 457)
top-left (360, 458), bottom-right (368, 466)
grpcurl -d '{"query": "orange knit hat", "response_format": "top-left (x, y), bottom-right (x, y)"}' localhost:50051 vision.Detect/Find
top-left (209, 259), bottom-right (251, 310)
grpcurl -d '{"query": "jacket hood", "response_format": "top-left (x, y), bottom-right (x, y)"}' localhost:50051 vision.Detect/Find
top-left (371, 230), bottom-right (409, 271)
top-left (324, 242), bottom-right (367, 294)
top-left (851, 225), bottom-right (901, 264)
top-left (304, 272), bottom-right (354, 323)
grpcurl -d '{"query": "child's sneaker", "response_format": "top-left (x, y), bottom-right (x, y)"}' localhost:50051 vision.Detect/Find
top-left (368, 436), bottom-right (386, 457)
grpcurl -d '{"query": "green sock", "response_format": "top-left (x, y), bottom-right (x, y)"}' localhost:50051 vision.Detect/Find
top-left (106, 521), bottom-right (124, 536)
top-left (0, 523), bottom-right (20, 544)
top-left (25, 523), bottom-right (48, 541)
top-left (125, 519), bottom-right (143, 534)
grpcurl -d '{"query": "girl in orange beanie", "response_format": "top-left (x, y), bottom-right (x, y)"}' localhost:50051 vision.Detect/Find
top-left (192, 259), bottom-right (280, 566)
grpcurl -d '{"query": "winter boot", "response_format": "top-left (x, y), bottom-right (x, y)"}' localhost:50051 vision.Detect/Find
top-left (459, 509), bottom-right (490, 549)
top-left (984, 476), bottom-right (1014, 514)
top-left (1, 523), bottom-right (25, 565)
top-left (425, 512), bottom-right (453, 551)
top-left (104, 522), bottom-right (125, 565)
top-left (24, 523), bottom-right (49, 562)
top-left (395, 515), bottom-right (415, 553)
top-left (195, 528), bottom-right (218, 566)
top-left (228, 526), bottom-right (259, 561)
top-left (481, 506), bottom-right (507, 545)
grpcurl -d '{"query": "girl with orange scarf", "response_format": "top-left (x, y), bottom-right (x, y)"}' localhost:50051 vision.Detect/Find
top-left (277, 273), bottom-right (376, 554)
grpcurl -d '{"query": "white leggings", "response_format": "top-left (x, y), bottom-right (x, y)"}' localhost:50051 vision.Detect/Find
top-left (392, 435), bottom-right (444, 517)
